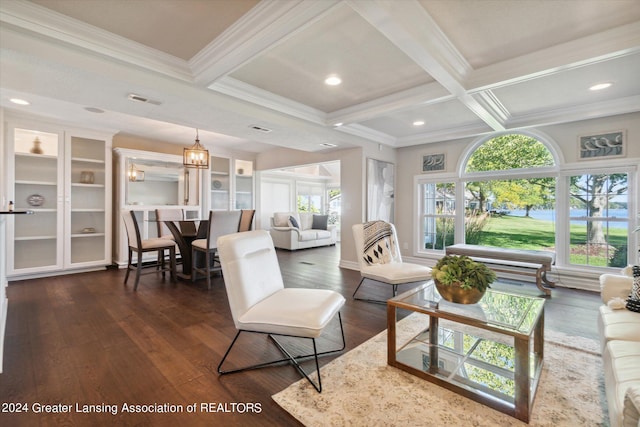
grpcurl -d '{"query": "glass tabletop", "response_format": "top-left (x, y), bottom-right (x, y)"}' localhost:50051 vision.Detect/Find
top-left (391, 281), bottom-right (545, 336)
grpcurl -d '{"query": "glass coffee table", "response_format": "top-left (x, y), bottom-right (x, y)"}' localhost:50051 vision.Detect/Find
top-left (387, 281), bottom-right (545, 423)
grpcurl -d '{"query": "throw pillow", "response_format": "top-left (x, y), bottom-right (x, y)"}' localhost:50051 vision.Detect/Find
top-left (289, 215), bottom-right (300, 229)
top-left (273, 212), bottom-right (290, 227)
top-left (626, 265), bottom-right (640, 312)
top-left (311, 214), bottom-right (328, 230)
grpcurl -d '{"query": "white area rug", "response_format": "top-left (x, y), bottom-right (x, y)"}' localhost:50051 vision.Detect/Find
top-left (272, 313), bottom-right (607, 426)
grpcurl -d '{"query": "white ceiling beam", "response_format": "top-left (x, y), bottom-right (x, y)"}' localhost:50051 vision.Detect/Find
top-left (347, 0), bottom-right (506, 132)
top-left (396, 122), bottom-right (493, 147)
top-left (505, 95), bottom-right (640, 130)
top-left (326, 82), bottom-right (453, 126)
top-left (191, 0), bottom-right (341, 86)
top-left (211, 77), bottom-right (327, 125)
top-left (467, 22), bottom-right (640, 92)
top-left (335, 123), bottom-right (397, 146)
top-left (0, 0), bottom-right (193, 82)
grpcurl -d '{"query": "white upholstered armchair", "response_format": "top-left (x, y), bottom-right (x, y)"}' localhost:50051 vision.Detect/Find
top-left (352, 221), bottom-right (432, 303)
top-left (216, 230), bottom-right (346, 392)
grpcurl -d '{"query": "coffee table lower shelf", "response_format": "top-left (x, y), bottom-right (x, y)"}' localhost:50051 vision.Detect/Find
top-left (388, 324), bottom-right (543, 423)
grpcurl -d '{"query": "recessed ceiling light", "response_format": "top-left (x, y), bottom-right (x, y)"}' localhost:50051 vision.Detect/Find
top-left (321, 143), bottom-right (337, 147)
top-left (84, 107), bottom-right (104, 113)
top-left (334, 123), bottom-right (343, 127)
top-left (10, 98), bottom-right (30, 106)
top-left (413, 120), bottom-right (425, 126)
top-left (324, 75), bottom-right (342, 86)
top-left (589, 82), bottom-right (613, 91)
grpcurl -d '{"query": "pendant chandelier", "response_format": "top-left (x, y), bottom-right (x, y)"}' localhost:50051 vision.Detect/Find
top-left (128, 162), bottom-right (144, 182)
top-left (183, 129), bottom-right (209, 169)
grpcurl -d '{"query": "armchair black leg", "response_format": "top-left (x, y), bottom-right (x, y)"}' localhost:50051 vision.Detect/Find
top-left (217, 313), bottom-right (346, 393)
top-left (353, 278), bottom-right (393, 304)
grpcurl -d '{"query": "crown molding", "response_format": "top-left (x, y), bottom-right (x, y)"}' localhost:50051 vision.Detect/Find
top-left (505, 95), bottom-right (640, 129)
top-left (0, 0), bottom-right (193, 82)
top-left (190, 0), bottom-right (340, 85)
top-left (336, 124), bottom-right (397, 146)
top-left (211, 77), bottom-right (326, 125)
top-left (474, 90), bottom-right (512, 124)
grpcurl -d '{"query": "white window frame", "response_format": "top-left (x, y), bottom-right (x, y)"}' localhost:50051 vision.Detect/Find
top-left (413, 132), bottom-right (639, 274)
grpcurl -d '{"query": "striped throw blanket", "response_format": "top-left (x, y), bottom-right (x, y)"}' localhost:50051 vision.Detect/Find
top-left (362, 220), bottom-right (395, 265)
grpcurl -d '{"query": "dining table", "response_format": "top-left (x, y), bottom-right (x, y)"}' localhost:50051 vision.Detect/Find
top-left (162, 219), bottom-right (209, 279)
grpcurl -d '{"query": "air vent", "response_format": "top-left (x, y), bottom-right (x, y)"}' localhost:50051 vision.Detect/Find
top-left (249, 125), bottom-right (272, 133)
top-left (127, 93), bottom-right (162, 105)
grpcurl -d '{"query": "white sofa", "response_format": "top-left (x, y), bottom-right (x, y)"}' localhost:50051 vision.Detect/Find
top-left (599, 266), bottom-right (640, 427)
top-left (269, 212), bottom-right (337, 251)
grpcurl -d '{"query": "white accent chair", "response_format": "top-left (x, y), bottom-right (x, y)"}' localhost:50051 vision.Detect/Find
top-left (121, 210), bottom-right (176, 290)
top-left (191, 210), bottom-right (241, 288)
top-left (352, 222), bottom-right (432, 303)
top-left (216, 230), bottom-right (346, 392)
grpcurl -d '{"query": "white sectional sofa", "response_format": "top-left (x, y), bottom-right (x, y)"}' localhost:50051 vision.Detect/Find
top-left (269, 212), bottom-right (337, 251)
top-left (598, 266), bottom-right (640, 427)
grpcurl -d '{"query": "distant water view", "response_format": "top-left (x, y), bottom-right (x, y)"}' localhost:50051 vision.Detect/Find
top-left (506, 209), bottom-right (628, 229)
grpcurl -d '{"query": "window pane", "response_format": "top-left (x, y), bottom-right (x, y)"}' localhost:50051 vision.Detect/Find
top-left (422, 182), bottom-right (455, 250)
top-left (569, 173), bottom-right (628, 268)
top-left (465, 134), bottom-right (554, 172)
top-left (464, 178), bottom-right (556, 250)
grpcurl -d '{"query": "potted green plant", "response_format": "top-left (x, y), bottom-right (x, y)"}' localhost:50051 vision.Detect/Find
top-left (431, 255), bottom-right (496, 304)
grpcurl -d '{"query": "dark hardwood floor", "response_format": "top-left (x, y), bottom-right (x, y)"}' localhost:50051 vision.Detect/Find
top-left (0, 244), bottom-right (601, 426)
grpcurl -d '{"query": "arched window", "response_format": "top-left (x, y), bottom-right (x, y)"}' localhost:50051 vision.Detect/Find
top-left (416, 131), bottom-right (633, 272)
top-left (465, 134), bottom-right (555, 173)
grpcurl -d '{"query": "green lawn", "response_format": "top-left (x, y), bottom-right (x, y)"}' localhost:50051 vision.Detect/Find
top-left (475, 214), bottom-right (628, 267)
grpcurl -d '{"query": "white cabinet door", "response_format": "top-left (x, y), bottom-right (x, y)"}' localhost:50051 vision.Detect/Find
top-left (6, 120), bottom-right (112, 278)
top-left (65, 132), bottom-right (111, 269)
top-left (8, 125), bottom-right (64, 274)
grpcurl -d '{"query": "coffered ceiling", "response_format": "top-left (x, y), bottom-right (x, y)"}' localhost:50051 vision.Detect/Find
top-left (1, 0), bottom-right (639, 153)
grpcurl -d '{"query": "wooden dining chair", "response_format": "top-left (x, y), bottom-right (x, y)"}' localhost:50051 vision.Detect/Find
top-left (155, 208), bottom-right (184, 240)
top-left (155, 208), bottom-right (185, 265)
top-left (238, 209), bottom-right (255, 232)
top-left (191, 210), bottom-right (242, 288)
top-left (121, 210), bottom-right (177, 290)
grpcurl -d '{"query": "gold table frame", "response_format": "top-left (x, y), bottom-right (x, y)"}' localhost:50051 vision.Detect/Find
top-left (387, 281), bottom-right (545, 423)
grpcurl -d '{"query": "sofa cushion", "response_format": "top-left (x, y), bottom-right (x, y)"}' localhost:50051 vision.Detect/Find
top-left (289, 215), bottom-right (300, 229)
top-left (599, 305), bottom-right (640, 345)
top-left (316, 229), bottom-right (332, 240)
top-left (604, 341), bottom-right (640, 427)
top-left (298, 230), bottom-right (319, 242)
top-left (299, 213), bottom-right (314, 230)
top-left (312, 214), bottom-right (328, 230)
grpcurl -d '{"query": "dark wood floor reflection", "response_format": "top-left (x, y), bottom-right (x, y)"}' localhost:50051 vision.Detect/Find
top-left (0, 244), bottom-right (600, 426)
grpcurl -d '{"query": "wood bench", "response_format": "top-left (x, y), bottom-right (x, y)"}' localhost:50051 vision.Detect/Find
top-left (445, 244), bottom-right (556, 296)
